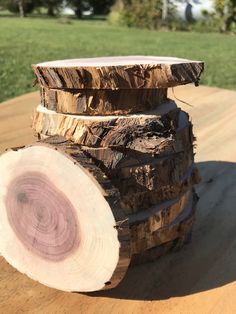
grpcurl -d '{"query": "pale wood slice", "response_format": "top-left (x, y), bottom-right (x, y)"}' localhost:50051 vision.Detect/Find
top-left (40, 87), bottom-right (168, 115)
top-left (0, 142), bottom-right (131, 292)
top-left (32, 101), bottom-right (192, 155)
top-left (32, 101), bottom-right (179, 151)
top-left (130, 191), bottom-right (197, 254)
top-left (32, 56), bottom-right (204, 90)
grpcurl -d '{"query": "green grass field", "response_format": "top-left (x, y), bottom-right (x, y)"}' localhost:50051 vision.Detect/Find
top-left (0, 17), bottom-right (236, 102)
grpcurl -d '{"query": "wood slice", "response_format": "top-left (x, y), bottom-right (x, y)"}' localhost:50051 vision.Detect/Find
top-left (78, 106), bottom-right (195, 168)
top-left (129, 191), bottom-right (191, 240)
top-left (32, 56), bottom-right (204, 90)
top-left (119, 165), bottom-right (200, 212)
top-left (0, 142), bottom-right (131, 292)
top-left (38, 135), bottom-right (198, 212)
top-left (38, 121), bottom-right (193, 157)
top-left (32, 101), bottom-right (192, 154)
top-left (32, 101), bottom-right (179, 151)
top-left (130, 191), bottom-right (197, 254)
top-left (131, 231), bottom-right (192, 266)
top-left (40, 87), bottom-right (168, 115)
top-left (79, 107), bottom-right (194, 167)
top-left (85, 149), bottom-right (195, 213)
top-left (38, 121), bottom-right (195, 168)
top-left (86, 148), bottom-right (194, 192)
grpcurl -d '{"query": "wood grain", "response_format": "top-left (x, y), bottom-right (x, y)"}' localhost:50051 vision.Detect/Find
top-left (0, 143), bottom-right (131, 292)
top-left (41, 136), bottom-right (196, 212)
top-left (40, 87), bottom-right (168, 115)
top-left (130, 191), bottom-right (197, 254)
top-left (0, 85), bottom-right (236, 313)
top-left (32, 56), bottom-right (204, 90)
top-left (32, 101), bottom-right (181, 152)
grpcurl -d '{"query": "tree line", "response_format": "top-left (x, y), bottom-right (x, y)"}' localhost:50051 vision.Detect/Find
top-left (0, 0), bottom-right (235, 32)
top-left (113, 0), bottom-right (236, 32)
top-left (0, 0), bottom-right (115, 18)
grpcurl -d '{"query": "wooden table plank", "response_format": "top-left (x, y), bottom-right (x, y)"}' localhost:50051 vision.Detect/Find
top-left (0, 85), bottom-right (236, 314)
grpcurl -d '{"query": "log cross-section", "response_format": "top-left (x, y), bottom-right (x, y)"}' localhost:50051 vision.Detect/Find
top-left (0, 140), bottom-right (131, 292)
top-left (32, 56), bottom-right (204, 90)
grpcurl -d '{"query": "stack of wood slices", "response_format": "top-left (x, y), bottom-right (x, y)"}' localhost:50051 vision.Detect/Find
top-left (0, 56), bottom-right (204, 293)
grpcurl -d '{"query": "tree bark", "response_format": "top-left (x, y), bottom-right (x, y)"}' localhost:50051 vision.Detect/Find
top-left (32, 56), bottom-right (204, 90)
top-left (83, 147), bottom-right (196, 212)
top-left (32, 101), bottom-right (183, 152)
top-left (162, 0), bottom-right (168, 20)
top-left (39, 135), bottom-right (197, 212)
top-left (129, 191), bottom-right (192, 243)
top-left (131, 192), bottom-right (198, 265)
top-left (18, 0), bottom-right (25, 18)
top-left (47, 5), bottom-right (55, 16)
top-left (131, 232), bottom-right (192, 265)
top-left (131, 191), bottom-right (197, 254)
top-left (40, 87), bottom-right (168, 115)
top-left (118, 166), bottom-right (199, 211)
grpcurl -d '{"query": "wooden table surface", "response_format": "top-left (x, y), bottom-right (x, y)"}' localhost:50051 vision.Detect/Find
top-left (0, 85), bottom-right (236, 314)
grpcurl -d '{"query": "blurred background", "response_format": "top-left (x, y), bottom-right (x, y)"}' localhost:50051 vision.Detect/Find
top-left (0, 0), bottom-right (235, 103)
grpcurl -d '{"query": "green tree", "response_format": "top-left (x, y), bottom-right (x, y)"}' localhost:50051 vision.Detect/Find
top-left (67, 0), bottom-right (83, 18)
top-left (0, 0), bottom-right (30, 17)
top-left (224, 0), bottom-right (236, 31)
top-left (89, 0), bottom-right (115, 14)
top-left (0, 0), bottom-right (42, 17)
top-left (214, 0), bottom-right (236, 31)
top-left (120, 0), bottom-right (175, 30)
top-left (39, 0), bottom-right (64, 16)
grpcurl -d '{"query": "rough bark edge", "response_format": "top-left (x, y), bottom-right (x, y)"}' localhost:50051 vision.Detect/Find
top-left (118, 166), bottom-right (199, 212)
top-left (37, 135), bottom-right (198, 212)
top-left (129, 191), bottom-right (191, 235)
top-left (98, 149), bottom-right (194, 192)
top-left (40, 87), bottom-right (168, 115)
top-left (131, 193), bottom-right (199, 258)
top-left (32, 61), bottom-right (204, 90)
top-left (32, 106), bottom-right (183, 153)
top-left (131, 192), bottom-right (198, 255)
top-left (131, 230), bottom-right (192, 266)
top-left (38, 135), bottom-right (198, 212)
top-left (37, 124), bottom-right (194, 167)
